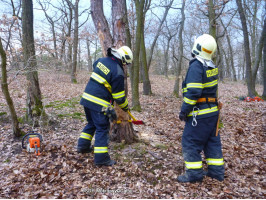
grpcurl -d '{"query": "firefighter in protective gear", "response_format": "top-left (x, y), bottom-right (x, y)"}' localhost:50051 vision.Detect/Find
top-left (177, 34), bottom-right (225, 182)
top-left (77, 46), bottom-right (133, 166)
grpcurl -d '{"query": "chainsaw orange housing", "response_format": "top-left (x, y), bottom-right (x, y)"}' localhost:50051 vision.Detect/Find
top-left (29, 137), bottom-right (41, 148)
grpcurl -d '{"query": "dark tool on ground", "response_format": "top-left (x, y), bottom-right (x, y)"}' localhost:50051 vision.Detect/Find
top-left (22, 133), bottom-right (43, 156)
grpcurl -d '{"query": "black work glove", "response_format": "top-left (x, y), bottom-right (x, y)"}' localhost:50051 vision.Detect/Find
top-left (105, 106), bottom-right (117, 121)
top-left (179, 111), bottom-right (188, 121)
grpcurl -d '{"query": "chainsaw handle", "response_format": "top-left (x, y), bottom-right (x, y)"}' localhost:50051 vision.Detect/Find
top-left (21, 133), bottom-right (43, 149)
top-left (127, 110), bottom-right (137, 121)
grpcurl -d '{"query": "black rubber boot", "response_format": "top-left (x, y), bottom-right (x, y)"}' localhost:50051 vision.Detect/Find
top-left (95, 160), bottom-right (116, 167)
top-left (77, 146), bottom-right (93, 154)
top-left (203, 171), bottom-right (224, 181)
top-left (177, 173), bottom-right (203, 183)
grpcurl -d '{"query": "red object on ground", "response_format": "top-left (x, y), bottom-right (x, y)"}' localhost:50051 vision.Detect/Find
top-left (244, 96), bottom-right (264, 102)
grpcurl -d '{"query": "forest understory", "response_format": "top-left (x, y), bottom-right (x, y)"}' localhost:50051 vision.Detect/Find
top-left (0, 71), bottom-right (265, 198)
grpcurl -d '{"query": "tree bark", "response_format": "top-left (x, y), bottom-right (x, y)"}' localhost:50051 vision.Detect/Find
top-left (221, 19), bottom-right (237, 81)
top-left (131, 0), bottom-right (144, 111)
top-left (141, 26), bottom-right (151, 95)
top-left (91, 0), bottom-right (113, 55)
top-left (252, 18), bottom-right (265, 84)
top-left (173, 0), bottom-right (185, 97)
top-left (22, 0), bottom-right (45, 123)
top-left (0, 38), bottom-right (21, 137)
top-left (236, 0), bottom-right (256, 97)
top-left (263, 23), bottom-right (266, 99)
top-left (111, 0), bottom-right (138, 144)
top-left (86, 37), bottom-right (93, 71)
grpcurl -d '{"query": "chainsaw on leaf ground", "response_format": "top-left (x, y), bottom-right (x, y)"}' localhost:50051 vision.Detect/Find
top-left (22, 133), bottom-right (43, 156)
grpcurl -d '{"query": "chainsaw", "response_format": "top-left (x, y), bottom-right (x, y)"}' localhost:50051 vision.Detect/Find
top-left (22, 133), bottom-right (43, 155)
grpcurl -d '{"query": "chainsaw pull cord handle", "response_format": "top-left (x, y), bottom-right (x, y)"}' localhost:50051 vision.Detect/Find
top-left (127, 110), bottom-right (137, 121)
top-left (192, 106), bottom-right (200, 127)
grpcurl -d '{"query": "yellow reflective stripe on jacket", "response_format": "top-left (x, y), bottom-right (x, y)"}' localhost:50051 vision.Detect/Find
top-left (82, 92), bottom-right (110, 107)
top-left (119, 99), bottom-right (128, 108)
top-left (187, 83), bottom-right (203, 89)
top-left (112, 91), bottom-right (125, 99)
top-left (188, 106), bottom-right (218, 116)
top-left (80, 132), bottom-right (93, 141)
top-left (184, 97), bottom-right (197, 105)
top-left (185, 161), bottom-right (202, 169)
top-left (94, 147), bottom-right (108, 153)
top-left (203, 80), bottom-right (218, 88)
top-left (90, 72), bottom-right (112, 93)
top-left (182, 88), bottom-right (188, 93)
top-left (206, 158), bottom-right (224, 166)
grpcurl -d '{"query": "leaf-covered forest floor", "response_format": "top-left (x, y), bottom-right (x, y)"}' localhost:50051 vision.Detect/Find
top-left (0, 71), bottom-right (265, 198)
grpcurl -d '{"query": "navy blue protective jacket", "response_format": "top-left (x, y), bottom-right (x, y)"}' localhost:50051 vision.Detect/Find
top-left (80, 56), bottom-right (128, 112)
top-left (181, 58), bottom-right (219, 119)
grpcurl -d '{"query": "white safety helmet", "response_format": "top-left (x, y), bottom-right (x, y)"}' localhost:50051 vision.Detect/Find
top-left (191, 34), bottom-right (217, 61)
top-left (116, 46), bottom-right (133, 65)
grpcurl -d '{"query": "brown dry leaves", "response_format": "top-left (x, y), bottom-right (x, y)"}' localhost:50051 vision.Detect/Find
top-left (0, 72), bottom-right (265, 198)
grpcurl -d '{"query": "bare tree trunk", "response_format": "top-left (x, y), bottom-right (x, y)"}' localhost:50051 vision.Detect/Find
top-left (141, 27), bottom-right (151, 95)
top-left (131, 0), bottom-right (144, 111)
top-left (208, 0), bottom-right (217, 63)
top-left (22, 0), bottom-right (45, 123)
top-left (91, 0), bottom-right (113, 55)
top-left (173, 0), bottom-right (185, 97)
top-left (164, 37), bottom-right (171, 78)
top-left (66, 2), bottom-right (73, 72)
top-left (86, 37), bottom-right (93, 71)
top-left (236, 0), bottom-right (256, 97)
top-left (263, 25), bottom-right (266, 99)
top-left (147, 0), bottom-right (174, 71)
top-left (66, 0), bottom-right (79, 83)
top-left (0, 38), bottom-right (22, 137)
top-left (252, 18), bottom-right (265, 84)
top-left (221, 19), bottom-right (237, 81)
top-left (111, 0), bottom-right (138, 144)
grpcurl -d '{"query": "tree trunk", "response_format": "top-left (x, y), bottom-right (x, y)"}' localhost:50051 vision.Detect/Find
top-left (252, 18), bottom-right (265, 84)
top-left (236, 0), bottom-right (256, 97)
top-left (22, 0), bottom-right (45, 123)
top-left (147, 0), bottom-right (174, 71)
top-left (208, 0), bottom-right (217, 63)
top-left (263, 24), bottom-right (266, 99)
top-left (164, 38), bottom-right (171, 78)
top-left (131, 0), bottom-right (144, 111)
top-left (173, 0), bottom-right (185, 97)
top-left (91, 0), bottom-right (113, 55)
top-left (111, 0), bottom-right (138, 144)
top-left (141, 20), bottom-right (151, 95)
top-left (86, 37), bottom-right (93, 71)
top-left (67, 0), bottom-right (79, 83)
top-left (221, 19), bottom-right (237, 81)
top-left (0, 38), bottom-right (22, 137)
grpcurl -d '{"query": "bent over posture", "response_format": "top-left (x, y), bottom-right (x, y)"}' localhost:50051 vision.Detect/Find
top-left (77, 46), bottom-right (133, 166)
top-left (178, 34), bottom-right (225, 182)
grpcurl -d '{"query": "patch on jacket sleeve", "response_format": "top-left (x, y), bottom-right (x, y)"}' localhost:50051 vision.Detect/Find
top-left (206, 68), bottom-right (218, 77)
top-left (96, 62), bottom-right (110, 75)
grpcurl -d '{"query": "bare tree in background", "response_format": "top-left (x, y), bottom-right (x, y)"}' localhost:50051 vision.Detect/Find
top-left (0, 38), bottom-right (22, 137)
top-left (173, 0), bottom-right (186, 97)
top-left (22, 0), bottom-right (45, 123)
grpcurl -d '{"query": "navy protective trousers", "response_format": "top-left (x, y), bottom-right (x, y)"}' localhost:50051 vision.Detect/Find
top-left (182, 115), bottom-right (225, 181)
top-left (77, 107), bottom-right (111, 164)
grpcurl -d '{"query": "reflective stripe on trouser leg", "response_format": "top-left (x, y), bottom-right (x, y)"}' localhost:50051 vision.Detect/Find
top-left (206, 158), bottom-right (224, 166)
top-left (94, 147), bottom-right (108, 153)
top-left (80, 132), bottom-right (93, 141)
top-left (185, 161), bottom-right (203, 169)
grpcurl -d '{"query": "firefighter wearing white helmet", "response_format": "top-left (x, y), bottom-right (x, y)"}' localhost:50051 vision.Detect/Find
top-left (109, 46), bottom-right (133, 65)
top-left (177, 34), bottom-right (225, 183)
top-left (77, 45), bottom-right (133, 167)
top-left (191, 34), bottom-right (217, 61)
